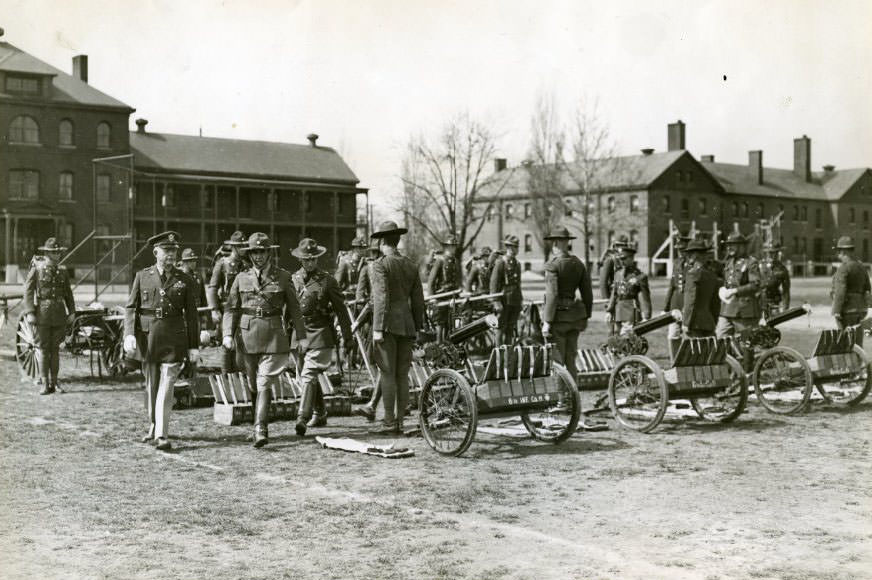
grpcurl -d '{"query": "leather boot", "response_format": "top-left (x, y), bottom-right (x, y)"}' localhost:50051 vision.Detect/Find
top-left (307, 382), bottom-right (327, 427)
top-left (253, 389), bottom-right (272, 448)
top-left (39, 379), bottom-right (52, 395)
top-left (296, 378), bottom-right (317, 436)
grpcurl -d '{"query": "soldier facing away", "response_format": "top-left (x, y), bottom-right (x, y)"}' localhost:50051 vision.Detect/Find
top-left (207, 231), bottom-right (248, 374)
top-left (606, 242), bottom-right (652, 335)
top-left (124, 231), bottom-right (200, 452)
top-left (681, 239), bottom-right (722, 338)
top-left (759, 241), bottom-right (791, 319)
top-left (830, 236), bottom-right (871, 330)
top-left (23, 237), bottom-right (76, 395)
top-left (715, 232), bottom-right (761, 339)
top-left (490, 235), bottom-right (523, 346)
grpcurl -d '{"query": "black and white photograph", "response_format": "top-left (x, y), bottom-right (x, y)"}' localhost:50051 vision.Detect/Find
top-left (1, 1), bottom-right (870, 578)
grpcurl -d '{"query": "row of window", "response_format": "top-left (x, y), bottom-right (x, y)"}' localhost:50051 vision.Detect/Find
top-left (498, 196), bottom-right (642, 221)
top-left (138, 188), bottom-right (350, 215)
top-left (9, 170), bottom-right (113, 201)
top-left (8, 115), bottom-right (112, 149)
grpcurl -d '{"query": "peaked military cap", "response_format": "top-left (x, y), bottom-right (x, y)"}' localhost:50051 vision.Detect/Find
top-left (612, 234), bottom-right (629, 249)
top-left (544, 226), bottom-right (576, 240)
top-left (245, 232), bottom-right (272, 251)
top-left (620, 241), bottom-right (639, 254)
top-left (38, 237), bottom-right (67, 252)
top-left (292, 237), bottom-right (327, 259)
top-left (223, 231), bottom-right (247, 246)
top-left (370, 220), bottom-right (408, 238)
top-left (350, 236), bottom-right (368, 248)
top-left (684, 239), bottom-right (709, 253)
top-left (148, 231), bottom-right (180, 249)
top-left (442, 234), bottom-right (459, 246)
top-left (832, 236), bottom-right (855, 250)
top-left (180, 248), bottom-right (198, 261)
top-left (502, 234), bottom-right (520, 247)
top-left (725, 232), bottom-right (748, 245)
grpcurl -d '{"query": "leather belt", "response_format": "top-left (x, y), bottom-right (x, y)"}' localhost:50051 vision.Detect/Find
top-left (138, 308), bottom-right (182, 319)
top-left (242, 307), bottom-right (282, 318)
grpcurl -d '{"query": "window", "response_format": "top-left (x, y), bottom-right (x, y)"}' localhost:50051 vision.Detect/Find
top-left (675, 170), bottom-right (683, 185)
top-left (864, 210), bottom-right (869, 229)
top-left (815, 208), bottom-right (822, 229)
top-left (800, 206), bottom-right (807, 221)
top-left (699, 198), bottom-right (707, 216)
top-left (732, 202), bottom-right (739, 217)
top-left (97, 174), bottom-right (111, 202)
top-left (565, 205), bottom-right (574, 217)
top-left (607, 230), bottom-right (615, 248)
top-left (60, 223), bottom-right (74, 247)
top-left (505, 204), bottom-right (514, 220)
top-left (793, 237), bottom-right (799, 253)
top-left (96, 223), bottom-right (111, 253)
top-left (524, 234), bottom-right (533, 254)
top-left (863, 239), bottom-right (869, 262)
top-left (778, 204), bottom-right (785, 220)
top-left (630, 195), bottom-right (639, 213)
top-left (5, 75), bottom-right (40, 95)
top-left (663, 195), bottom-right (671, 213)
top-left (629, 230), bottom-right (638, 243)
top-left (486, 206), bottom-right (494, 222)
top-left (849, 207), bottom-right (855, 224)
top-left (741, 202), bottom-right (749, 218)
top-left (607, 197), bottom-right (615, 213)
top-left (59, 171), bottom-right (74, 200)
top-left (524, 203), bottom-right (531, 219)
top-left (59, 119), bottom-right (75, 146)
top-left (304, 192), bottom-right (312, 214)
top-left (756, 203), bottom-right (764, 217)
top-left (587, 198), bottom-right (595, 213)
top-left (96, 122), bottom-right (111, 149)
top-left (524, 262), bottom-right (532, 272)
top-left (10, 115), bottom-right (40, 144)
top-left (688, 172), bottom-right (694, 184)
top-left (793, 205), bottom-right (799, 220)
top-left (680, 198), bottom-right (689, 217)
top-left (9, 169), bottom-right (40, 200)
top-left (201, 188), bottom-right (214, 210)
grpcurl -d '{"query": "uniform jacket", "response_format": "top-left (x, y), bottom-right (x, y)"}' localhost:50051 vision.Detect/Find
top-left (355, 259), bottom-right (376, 304)
top-left (599, 254), bottom-right (620, 300)
top-left (371, 250), bottom-right (425, 337)
top-left (663, 258), bottom-right (687, 311)
top-left (180, 267), bottom-right (207, 307)
top-left (543, 253), bottom-right (593, 324)
top-left (292, 267), bottom-right (352, 350)
top-left (720, 256), bottom-right (761, 319)
top-left (335, 253), bottom-right (362, 294)
top-left (682, 263), bottom-right (721, 332)
top-left (464, 258), bottom-right (490, 295)
top-left (23, 260), bottom-right (75, 326)
top-left (490, 254), bottom-right (523, 306)
top-left (608, 265), bottom-right (652, 323)
top-left (222, 264), bottom-right (306, 355)
top-left (428, 253), bottom-right (461, 295)
top-left (207, 254), bottom-right (247, 310)
top-left (124, 265), bottom-right (199, 363)
top-left (760, 259), bottom-right (790, 311)
top-left (831, 258), bottom-right (871, 317)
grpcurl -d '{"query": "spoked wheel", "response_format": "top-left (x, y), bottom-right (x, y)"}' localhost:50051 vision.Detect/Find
top-left (691, 355), bottom-right (748, 422)
top-left (102, 330), bottom-right (128, 377)
top-left (15, 316), bottom-right (39, 380)
top-left (752, 346), bottom-right (813, 414)
top-left (520, 363), bottom-right (581, 442)
top-left (418, 368), bottom-right (478, 456)
top-left (608, 355), bottom-right (668, 433)
top-left (815, 345), bottom-right (872, 406)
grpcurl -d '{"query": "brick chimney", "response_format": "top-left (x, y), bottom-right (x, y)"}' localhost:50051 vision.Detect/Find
top-left (135, 118), bottom-right (148, 133)
top-left (307, 133), bottom-right (319, 147)
top-left (749, 150), bottom-right (763, 184)
top-left (72, 55), bottom-right (88, 83)
top-left (494, 158), bottom-right (507, 172)
top-left (822, 164), bottom-right (835, 173)
top-left (700, 154), bottom-right (715, 162)
top-left (793, 135), bottom-right (811, 182)
top-left (667, 120), bottom-right (685, 151)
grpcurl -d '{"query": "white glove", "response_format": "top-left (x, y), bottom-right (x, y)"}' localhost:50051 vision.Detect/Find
top-left (187, 348), bottom-right (199, 361)
top-left (373, 330), bottom-right (384, 343)
top-left (542, 322), bottom-right (551, 336)
top-left (123, 334), bottom-right (137, 354)
top-left (210, 310), bottom-right (221, 324)
top-left (222, 336), bottom-right (234, 350)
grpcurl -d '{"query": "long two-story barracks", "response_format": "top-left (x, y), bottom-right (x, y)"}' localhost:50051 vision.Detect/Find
top-left (475, 121), bottom-right (872, 276)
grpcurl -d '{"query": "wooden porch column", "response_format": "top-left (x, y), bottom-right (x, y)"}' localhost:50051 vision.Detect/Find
top-left (4, 212), bottom-right (11, 269)
top-left (269, 187), bottom-right (276, 240)
top-left (301, 190), bottom-right (307, 237)
top-left (235, 185), bottom-right (240, 230)
top-left (332, 191), bottom-right (338, 254)
top-left (199, 184), bottom-right (206, 256)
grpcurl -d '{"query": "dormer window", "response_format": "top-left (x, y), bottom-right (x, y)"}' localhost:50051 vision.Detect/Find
top-left (5, 75), bottom-right (41, 96)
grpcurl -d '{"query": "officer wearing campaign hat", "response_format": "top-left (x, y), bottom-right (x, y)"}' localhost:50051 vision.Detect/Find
top-left (831, 236), bottom-right (871, 330)
top-left (715, 231), bottom-right (761, 339)
top-left (681, 239), bottom-right (722, 338)
top-left (606, 240), bottom-right (651, 335)
top-left (124, 231), bottom-right (200, 451)
top-left (490, 234), bottom-right (524, 346)
top-left (207, 231), bottom-right (248, 374)
top-left (662, 232), bottom-right (693, 359)
top-left (22, 237), bottom-right (76, 395)
top-left (760, 241), bottom-right (791, 319)
top-left (464, 246), bottom-right (492, 296)
top-left (599, 234), bottom-right (630, 299)
top-left (542, 226), bottom-right (593, 379)
top-left (177, 248), bottom-right (207, 307)
top-left (335, 235), bottom-right (369, 296)
top-left (222, 233), bottom-right (307, 447)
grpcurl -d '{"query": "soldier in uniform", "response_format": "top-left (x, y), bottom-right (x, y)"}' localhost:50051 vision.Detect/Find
top-left (715, 232), bottom-right (761, 339)
top-left (207, 231), bottom-right (248, 374)
top-left (352, 241), bottom-right (383, 422)
top-left (662, 234), bottom-right (691, 359)
top-left (123, 232), bottom-right (200, 451)
top-left (23, 237), bottom-right (76, 395)
top-left (427, 234), bottom-right (461, 341)
top-left (464, 247), bottom-right (492, 295)
top-left (370, 221), bottom-right (426, 434)
top-left (759, 241), bottom-right (790, 319)
top-left (599, 235), bottom-right (629, 299)
top-left (355, 241), bottom-right (381, 306)
top-left (680, 239), bottom-right (722, 338)
top-left (541, 227), bottom-right (593, 380)
top-left (222, 233), bottom-right (307, 447)
top-left (178, 248), bottom-right (207, 307)
top-left (335, 235), bottom-right (368, 297)
top-left (290, 238), bottom-right (353, 435)
top-left (606, 242), bottom-right (652, 334)
top-left (490, 235), bottom-right (523, 346)
top-left (831, 236), bottom-right (871, 330)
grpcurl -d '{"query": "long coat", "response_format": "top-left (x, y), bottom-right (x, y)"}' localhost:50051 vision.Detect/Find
top-left (23, 261), bottom-right (75, 326)
top-left (682, 263), bottom-right (722, 333)
top-left (543, 254), bottom-right (593, 324)
top-left (292, 268), bottom-right (352, 350)
top-left (371, 251), bottom-right (425, 337)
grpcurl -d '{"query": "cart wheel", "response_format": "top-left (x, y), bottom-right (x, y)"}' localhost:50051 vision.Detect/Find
top-left (691, 354), bottom-right (748, 422)
top-left (752, 346), bottom-right (813, 414)
top-left (520, 363), bottom-right (581, 443)
top-left (418, 368), bottom-right (477, 457)
top-left (608, 355), bottom-right (668, 433)
top-left (815, 344), bottom-right (872, 406)
top-left (15, 316), bottom-right (40, 380)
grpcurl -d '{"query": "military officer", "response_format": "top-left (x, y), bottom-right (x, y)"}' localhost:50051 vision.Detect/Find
top-left (541, 227), bottom-right (593, 380)
top-left (662, 234), bottom-right (692, 358)
top-left (760, 241), bottom-right (791, 319)
top-left (207, 231), bottom-right (248, 374)
top-left (352, 241), bottom-right (383, 422)
top-left (23, 237), bottom-right (76, 395)
top-left (464, 246), bottom-right (492, 295)
top-left (680, 239), bottom-right (722, 338)
top-left (427, 234), bottom-right (461, 341)
top-left (335, 236), bottom-right (368, 296)
top-left (178, 248), bottom-right (207, 307)
top-left (370, 221), bottom-right (426, 434)
top-left (831, 236), bottom-right (871, 330)
top-left (355, 241), bottom-right (381, 306)
top-left (490, 235), bottom-right (523, 346)
top-left (222, 233), bottom-right (306, 447)
top-left (124, 232), bottom-right (200, 451)
top-left (599, 235), bottom-right (629, 299)
top-left (607, 242), bottom-right (652, 334)
top-left (715, 232), bottom-right (761, 339)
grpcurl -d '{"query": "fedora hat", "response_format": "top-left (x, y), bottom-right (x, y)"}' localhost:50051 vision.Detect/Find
top-left (292, 238), bottom-right (327, 259)
top-left (148, 231), bottom-right (180, 249)
top-left (725, 232), bottom-right (748, 245)
top-left (38, 237), bottom-right (68, 252)
top-left (832, 236), bottom-right (855, 250)
top-left (370, 220), bottom-right (408, 239)
top-left (223, 231), bottom-right (247, 246)
top-left (544, 226), bottom-right (576, 240)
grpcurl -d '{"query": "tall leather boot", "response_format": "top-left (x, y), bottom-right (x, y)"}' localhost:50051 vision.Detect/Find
top-left (36, 348), bottom-right (52, 395)
top-left (307, 378), bottom-right (327, 427)
top-left (296, 378), bottom-right (317, 436)
top-left (253, 389), bottom-right (271, 448)
top-left (50, 347), bottom-right (63, 393)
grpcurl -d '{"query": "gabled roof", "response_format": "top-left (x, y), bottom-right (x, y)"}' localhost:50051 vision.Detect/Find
top-left (702, 160), bottom-right (869, 201)
top-left (130, 132), bottom-right (360, 185)
top-left (0, 42), bottom-right (133, 110)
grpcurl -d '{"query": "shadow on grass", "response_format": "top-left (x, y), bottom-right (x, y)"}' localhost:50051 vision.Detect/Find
top-left (466, 434), bottom-right (632, 459)
top-left (658, 415), bottom-right (788, 434)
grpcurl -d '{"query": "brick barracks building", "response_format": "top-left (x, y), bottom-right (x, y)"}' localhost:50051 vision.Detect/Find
top-left (477, 121), bottom-right (872, 276)
top-left (1, 39), bottom-right (365, 283)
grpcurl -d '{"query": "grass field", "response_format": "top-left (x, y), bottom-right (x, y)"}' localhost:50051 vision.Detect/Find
top-left (1, 278), bottom-right (870, 580)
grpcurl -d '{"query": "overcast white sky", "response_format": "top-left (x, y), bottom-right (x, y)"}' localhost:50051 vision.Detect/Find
top-left (2, 0), bottom-right (870, 211)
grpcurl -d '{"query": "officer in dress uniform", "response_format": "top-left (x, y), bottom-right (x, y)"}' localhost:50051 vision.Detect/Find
top-left (123, 232), bottom-right (200, 452)
top-left (681, 239), bottom-right (722, 338)
top-left (541, 227), bottom-right (593, 380)
top-left (607, 242), bottom-right (652, 335)
top-left (290, 238), bottom-right (353, 435)
top-left (335, 236), bottom-right (368, 297)
top-left (207, 231), bottom-right (248, 374)
top-left (464, 247), bottom-right (492, 295)
top-left (759, 241), bottom-right (791, 319)
top-left (370, 221), bottom-right (426, 434)
top-left (178, 248), bottom-right (207, 307)
top-left (23, 237), bottom-right (76, 395)
top-left (662, 234), bottom-right (692, 359)
top-left (715, 232), bottom-right (761, 339)
top-left (352, 241), bottom-right (383, 422)
top-left (427, 234), bottom-right (461, 341)
top-left (599, 235), bottom-right (629, 299)
top-left (830, 236), bottom-right (871, 330)
top-left (490, 235), bottom-right (523, 346)
top-left (222, 233), bottom-right (307, 447)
